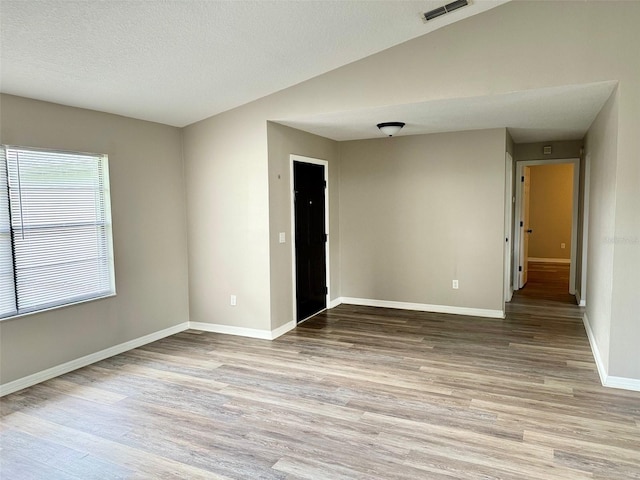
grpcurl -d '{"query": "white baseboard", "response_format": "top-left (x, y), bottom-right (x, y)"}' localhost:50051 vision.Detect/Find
top-left (575, 290), bottom-right (586, 307)
top-left (270, 320), bottom-right (296, 339)
top-left (189, 320), bottom-right (295, 340)
top-left (0, 318), bottom-right (299, 397)
top-left (339, 297), bottom-right (504, 319)
top-left (189, 322), bottom-right (272, 340)
top-left (582, 313), bottom-right (640, 392)
top-left (0, 322), bottom-right (190, 397)
top-left (528, 257), bottom-right (571, 264)
top-left (9, 309), bottom-right (638, 397)
top-left (582, 313), bottom-right (607, 385)
top-left (604, 376), bottom-right (640, 392)
top-left (328, 297), bottom-right (342, 309)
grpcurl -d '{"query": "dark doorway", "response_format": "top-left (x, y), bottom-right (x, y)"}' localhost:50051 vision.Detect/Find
top-left (293, 161), bottom-right (327, 322)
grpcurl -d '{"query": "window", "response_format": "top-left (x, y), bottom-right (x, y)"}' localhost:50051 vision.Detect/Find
top-left (0, 146), bottom-right (115, 319)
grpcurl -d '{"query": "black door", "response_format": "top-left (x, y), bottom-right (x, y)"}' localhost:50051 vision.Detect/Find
top-left (293, 161), bottom-right (327, 322)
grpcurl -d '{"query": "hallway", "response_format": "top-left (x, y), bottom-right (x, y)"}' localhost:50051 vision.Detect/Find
top-left (507, 261), bottom-right (581, 341)
top-left (511, 261), bottom-right (576, 306)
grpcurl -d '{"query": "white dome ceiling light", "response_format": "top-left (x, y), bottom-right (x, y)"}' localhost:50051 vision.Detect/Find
top-left (377, 122), bottom-right (406, 137)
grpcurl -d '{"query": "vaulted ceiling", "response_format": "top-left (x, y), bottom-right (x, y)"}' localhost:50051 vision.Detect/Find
top-left (1, 1), bottom-right (613, 143)
top-left (1, 0), bottom-right (508, 127)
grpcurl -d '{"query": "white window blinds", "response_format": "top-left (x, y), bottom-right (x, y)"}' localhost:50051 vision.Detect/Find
top-left (0, 149), bottom-right (16, 317)
top-left (0, 146), bottom-right (115, 319)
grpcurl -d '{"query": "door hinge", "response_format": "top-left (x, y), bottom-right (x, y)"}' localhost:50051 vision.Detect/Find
top-left (323, 180), bottom-right (327, 188)
top-left (521, 176), bottom-right (524, 182)
top-left (519, 266), bottom-right (522, 272)
top-left (520, 221), bottom-right (523, 227)
top-left (325, 286), bottom-right (328, 294)
top-left (323, 233), bottom-right (328, 242)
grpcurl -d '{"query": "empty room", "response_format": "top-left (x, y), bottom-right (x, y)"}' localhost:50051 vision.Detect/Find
top-left (1, 1), bottom-right (639, 478)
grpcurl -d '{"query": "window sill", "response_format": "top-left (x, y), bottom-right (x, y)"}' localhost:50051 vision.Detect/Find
top-left (0, 292), bottom-right (117, 322)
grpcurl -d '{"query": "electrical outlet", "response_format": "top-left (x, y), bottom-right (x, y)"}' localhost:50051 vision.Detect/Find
top-left (561, 243), bottom-right (566, 249)
top-left (230, 295), bottom-right (237, 306)
top-left (452, 280), bottom-right (459, 289)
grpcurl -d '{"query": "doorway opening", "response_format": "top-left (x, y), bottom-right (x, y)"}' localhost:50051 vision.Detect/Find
top-left (290, 155), bottom-right (330, 323)
top-left (513, 158), bottom-right (580, 304)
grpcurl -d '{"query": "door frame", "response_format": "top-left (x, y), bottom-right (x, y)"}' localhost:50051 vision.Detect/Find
top-left (289, 154), bottom-right (330, 323)
top-left (504, 152), bottom-right (514, 304)
top-left (578, 153), bottom-right (591, 307)
top-left (513, 158), bottom-right (580, 295)
top-left (519, 165), bottom-right (532, 289)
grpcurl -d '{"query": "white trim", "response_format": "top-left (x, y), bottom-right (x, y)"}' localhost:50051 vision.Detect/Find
top-left (9, 309), bottom-right (640, 397)
top-left (582, 312), bottom-right (607, 385)
top-left (582, 313), bottom-right (640, 392)
top-left (328, 297), bottom-right (342, 309)
top-left (514, 158), bottom-right (580, 295)
top-left (290, 155), bottom-right (330, 324)
top-left (527, 257), bottom-right (571, 264)
top-left (504, 151), bottom-right (514, 306)
top-left (0, 322), bottom-right (189, 397)
top-left (270, 320), bottom-right (296, 339)
top-left (569, 158), bottom-right (580, 295)
top-left (0, 318), bottom-right (301, 396)
top-left (0, 293), bottom-right (117, 322)
top-left (575, 290), bottom-right (586, 307)
top-left (340, 297), bottom-right (504, 319)
top-left (189, 320), bottom-right (295, 340)
top-left (605, 376), bottom-right (640, 392)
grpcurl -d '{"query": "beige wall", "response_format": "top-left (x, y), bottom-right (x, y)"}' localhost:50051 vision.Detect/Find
top-left (183, 1), bottom-right (639, 379)
top-left (506, 132), bottom-right (515, 157)
top-left (585, 82), bottom-right (640, 380)
top-left (584, 90), bottom-right (618, 375)
top-left (528, 164), bottom-right (574, 260)
top-left (0, 95), bottom-right (190, 384)
top-left (4, 1), bottom-right (639, 387)
top-left (182, 107), bottom-right (271, 331)
top-left (267, 122), bottom-right (340, 330)
top-left (609, 152), bottom-right (640, 378)
top-left (513, 140), bottom-right (582, 162)
top-left (339, 129), bottom-right (506, 312)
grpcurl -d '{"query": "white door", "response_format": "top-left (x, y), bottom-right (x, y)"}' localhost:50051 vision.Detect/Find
top-left (519, 166), bottom-right (532, 288)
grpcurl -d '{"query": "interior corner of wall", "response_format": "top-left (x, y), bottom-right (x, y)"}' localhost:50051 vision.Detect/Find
top-left (582, 311), bottom-right (609, 386)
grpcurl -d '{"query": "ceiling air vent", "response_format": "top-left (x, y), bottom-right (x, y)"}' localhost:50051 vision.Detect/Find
top-left (423, 0), bottom-right (469, 21)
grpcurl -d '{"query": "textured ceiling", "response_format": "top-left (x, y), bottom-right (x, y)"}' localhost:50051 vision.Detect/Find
top-left (277, 81), bottom-right (618, 143)
top-left (0, 0), bottom-right (508, 127)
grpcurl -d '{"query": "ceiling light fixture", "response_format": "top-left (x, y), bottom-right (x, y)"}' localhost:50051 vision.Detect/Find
top-left (377, 122), bottom-right (405, 137)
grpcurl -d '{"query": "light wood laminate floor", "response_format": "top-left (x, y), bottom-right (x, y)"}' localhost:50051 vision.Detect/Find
top-left (2, 271), bottom-right (639, 479)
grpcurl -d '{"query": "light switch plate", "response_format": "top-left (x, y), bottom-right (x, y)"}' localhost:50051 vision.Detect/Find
top-left (279, 232), bottom-right (286, 243)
